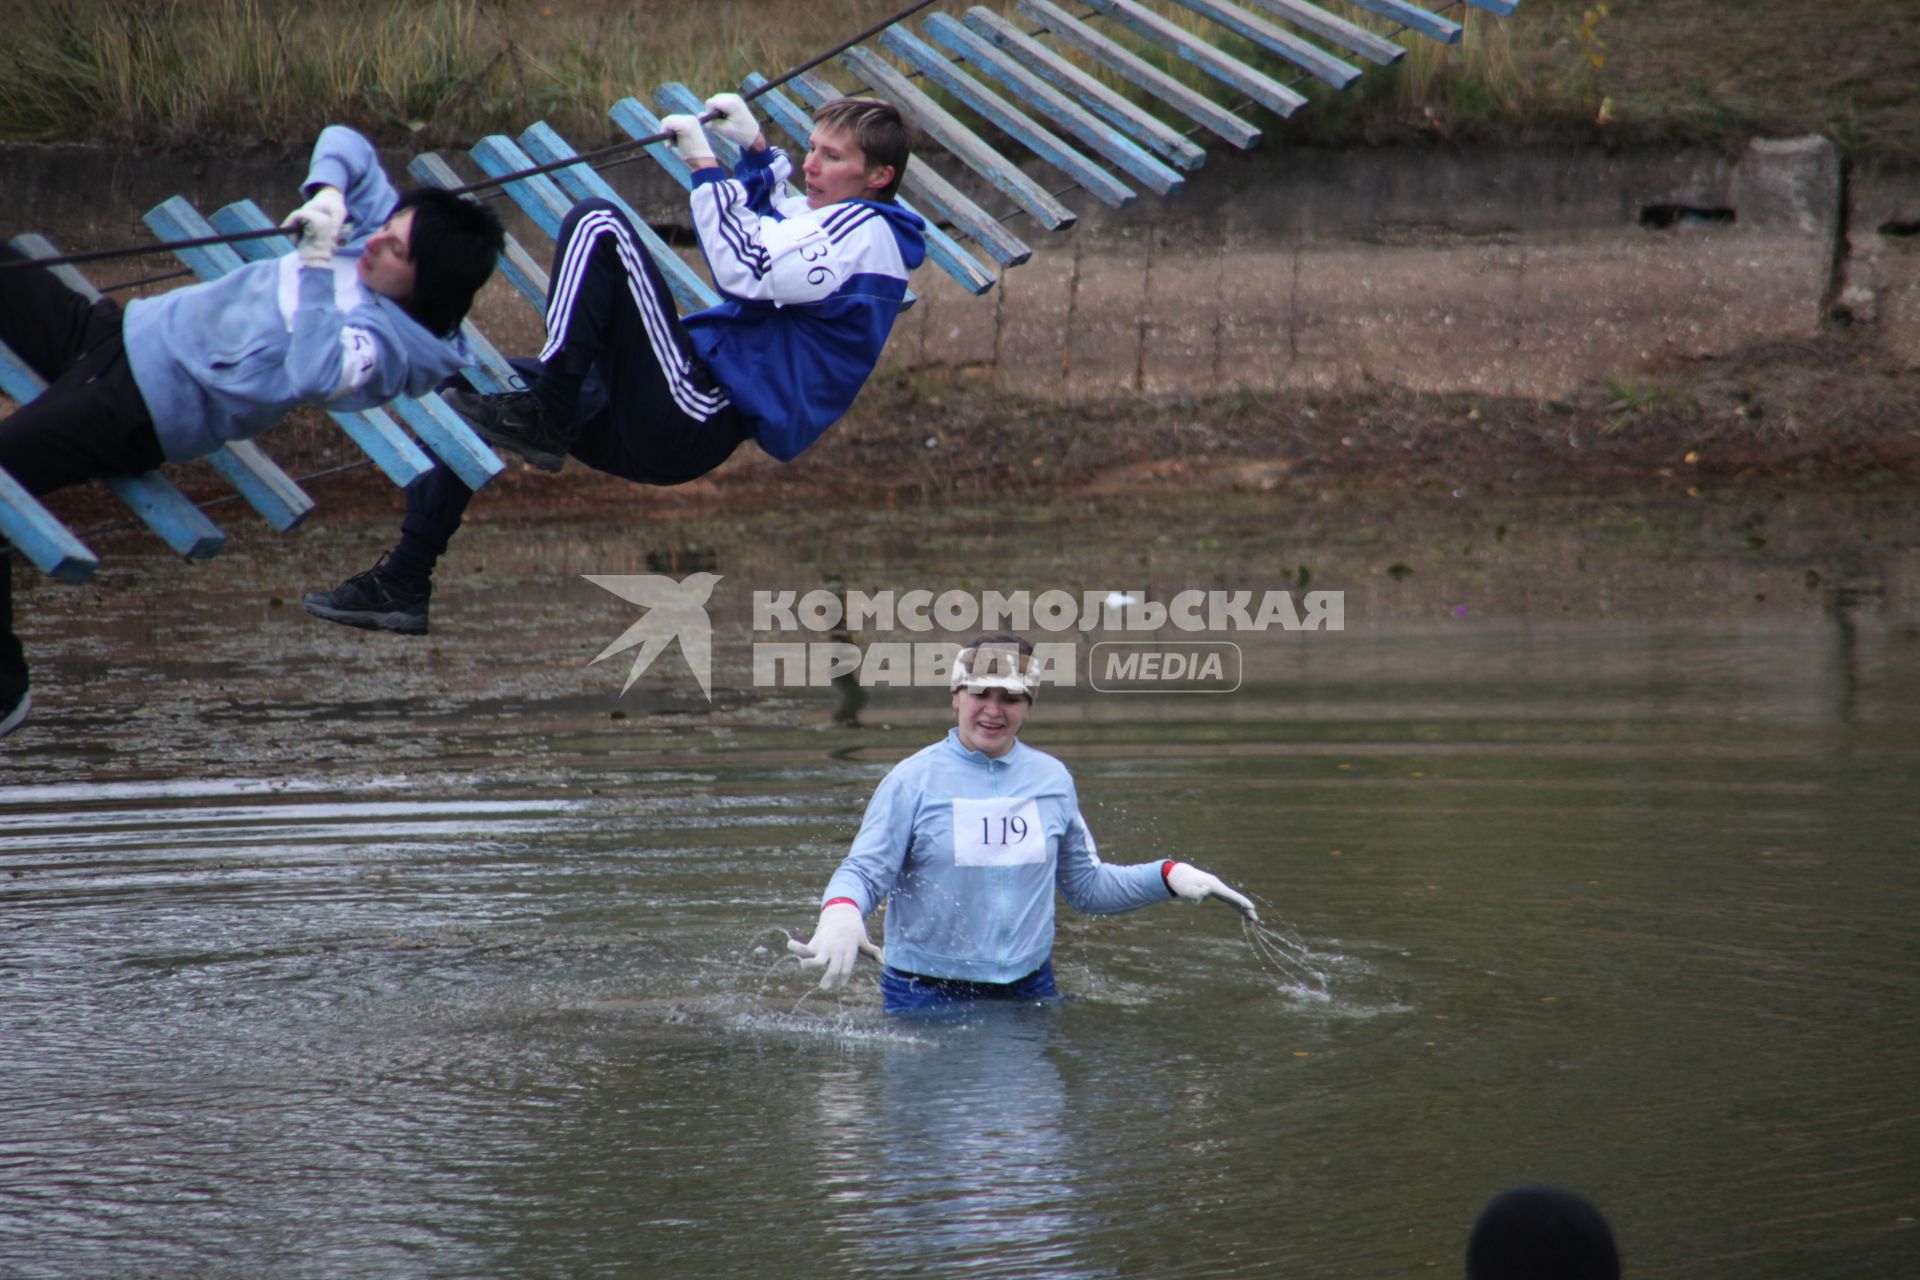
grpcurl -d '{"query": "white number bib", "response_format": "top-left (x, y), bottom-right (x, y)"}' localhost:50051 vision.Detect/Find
top-left (952, 797), bottom-right (1045, 866)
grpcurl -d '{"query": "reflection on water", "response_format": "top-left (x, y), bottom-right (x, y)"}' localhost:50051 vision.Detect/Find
top-left (3, 508), bottom-right (1919, 1278)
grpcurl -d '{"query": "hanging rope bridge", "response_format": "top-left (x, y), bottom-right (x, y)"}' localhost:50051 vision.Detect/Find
top-left (0, 0), bottom-right (1517, 583)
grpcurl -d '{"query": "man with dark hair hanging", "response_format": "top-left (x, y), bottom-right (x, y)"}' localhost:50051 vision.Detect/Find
top-left (0, 125), bottom-right (505, 738)
top-left (303, 93), bottom-right (926, 637)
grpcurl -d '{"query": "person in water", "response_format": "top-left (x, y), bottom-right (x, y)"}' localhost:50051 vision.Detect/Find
top-left (789, 633), bottom-right (1258, 1013)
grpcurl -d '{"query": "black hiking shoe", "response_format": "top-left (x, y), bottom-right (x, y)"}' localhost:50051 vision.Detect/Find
top-left (443, 387), bottom-right (572, 473)
top-left (303, 552), bottom-right (431, 635)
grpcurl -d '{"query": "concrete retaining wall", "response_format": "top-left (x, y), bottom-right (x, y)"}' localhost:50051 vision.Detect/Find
top-left (3, 135), bottom-right (1914, 400)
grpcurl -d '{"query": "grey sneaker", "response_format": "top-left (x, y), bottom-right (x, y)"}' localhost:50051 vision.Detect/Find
top-left (443, 387), bottom-right (571, 472)
top-left (303, 552), bottom-right (430, 635)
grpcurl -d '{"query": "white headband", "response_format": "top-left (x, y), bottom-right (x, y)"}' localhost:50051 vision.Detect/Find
top-left (950, 643), bottom-right (1038, 702)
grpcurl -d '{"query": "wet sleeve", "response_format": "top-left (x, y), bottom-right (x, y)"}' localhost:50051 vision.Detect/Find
top-left (822, 763), bottom-right (921, 915)
top-left (1054, 785), bottom-right (1174, 916)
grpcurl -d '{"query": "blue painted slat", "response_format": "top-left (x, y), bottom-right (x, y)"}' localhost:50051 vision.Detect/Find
top-left (606, 98), bottom-right (700, 190)
top-left (1240, 0), bottom-right (1407, 64)
top-left (878, 25), bottom-right (1136, 209)
top-left (1463, 0), bottom-right (1517, 16)
top-left (784, 72), bottom-right (1032, 267)
top-left (1011, 0), bottom-right (1263, 148)
top-left (207, 201), bottom-right (503, 492)
top-left (1076, 0), bottom-right (1311, 116)
top-left (923, 13), bottom-right (1184, 198)
top-left (1166, 0), bottom-right (1364, 88)
top-left (143, 197), bottom-right (433, 489)
top-left (101, 472), bottom-right (225, 558)
top-left (744, 75), bottom-right (998, 291)
top-left (468, 136), bottom-right (576, 239)
top-left (1340, 0), bottom-right (1462, 44)
top-left (0, 466), bottom-right (97, 583)
top-left (838, 45), bottom-right (1077, 231)
top-left (0, 340), bottom-right (47, 406)
top-left (522, 116), bottom-right (720, 312)
top-left (409, 153), bottom-right (552, 313)
top-left (8, 233), bottom-right (106, 299)
top-left (202, 440), bottom-right (315, 533)
top-left (1, 327), bottom-right (224, 559)
top-left (653, 82), bottom-right (801, 201)
top-left (963, 8), bottom-right (1210, 168)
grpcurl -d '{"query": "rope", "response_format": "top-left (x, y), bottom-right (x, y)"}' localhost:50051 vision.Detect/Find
top-left (1, 0), bottom-right (943, 274)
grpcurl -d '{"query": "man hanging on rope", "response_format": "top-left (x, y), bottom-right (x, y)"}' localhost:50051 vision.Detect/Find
top-left (302, 94), bottom-right (926, 636)
top-left (0, 126), bottom-right (505, 738)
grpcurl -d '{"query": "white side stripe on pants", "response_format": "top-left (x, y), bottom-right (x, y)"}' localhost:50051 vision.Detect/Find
top-left (540, 210), bottom-right (730, 421)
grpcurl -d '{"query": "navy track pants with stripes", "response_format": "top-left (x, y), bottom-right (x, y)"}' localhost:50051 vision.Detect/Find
top-left (398, 199), bottom-right (747, 579)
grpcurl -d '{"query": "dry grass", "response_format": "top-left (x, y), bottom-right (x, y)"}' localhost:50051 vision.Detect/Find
top-left (0, 0), bottom-right (1912, 157)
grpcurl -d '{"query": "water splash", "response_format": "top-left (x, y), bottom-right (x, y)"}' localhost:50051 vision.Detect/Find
top-left (1240, 914), bottom-right (1333, 1002)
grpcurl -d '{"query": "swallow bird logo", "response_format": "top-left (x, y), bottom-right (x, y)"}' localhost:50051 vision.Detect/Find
top-left (584, 572), bottom-right (723, 700)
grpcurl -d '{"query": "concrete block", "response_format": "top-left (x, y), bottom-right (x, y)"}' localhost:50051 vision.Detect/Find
top-left (1067, 230), bottom-right (1150, 398)
top-left (1291, 241), bottom-right (1525, 394)
top-left (1733, 136), bottom-right (1841, 238)
top-left (1209, 234), bottom-right (1290, 393)
top-left (992, 250), bottom-right (1077, 396)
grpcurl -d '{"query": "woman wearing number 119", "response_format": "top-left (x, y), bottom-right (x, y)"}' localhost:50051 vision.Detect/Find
top-left (789, 633), bottom-right (1259, 1013)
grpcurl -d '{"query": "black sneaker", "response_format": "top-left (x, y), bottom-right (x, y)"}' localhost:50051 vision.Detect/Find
top-left (0, 687), bottom-right (28, 740)
top-left (443, 387), bottom-right (571, 473)
top-left (303, 552), bottom-right (430, 635)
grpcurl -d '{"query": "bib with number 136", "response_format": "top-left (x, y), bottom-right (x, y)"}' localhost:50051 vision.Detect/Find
top-left (951, 797), bottom-right (1045, 866)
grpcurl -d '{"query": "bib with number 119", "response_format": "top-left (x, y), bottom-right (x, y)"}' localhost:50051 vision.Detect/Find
top-left (951, 797), bottom-right (1045, 866)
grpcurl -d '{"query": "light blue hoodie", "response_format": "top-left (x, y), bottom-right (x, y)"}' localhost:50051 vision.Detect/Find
top-left (124, 126), bottom-right (473, 462)
top-left (823, 729), bottom-right (1173, 984)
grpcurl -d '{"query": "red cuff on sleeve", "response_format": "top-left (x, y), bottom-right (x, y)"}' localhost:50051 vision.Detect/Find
top-left (1161, 861), bottom-right (1179, 896)
top-left (823, 897), bottom-right (860, 912)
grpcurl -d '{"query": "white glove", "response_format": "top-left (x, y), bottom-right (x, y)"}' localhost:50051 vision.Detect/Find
top-left (703, 93), bottom-right (761, 147)
top-left (282, 186), bottom-right (349, 269)
top-left (1166, 861), bottom-right (1259, 921)
top-left (786, 900), bottom-right (880, 991)
top-left (659, 113), bottom-right (715, 165)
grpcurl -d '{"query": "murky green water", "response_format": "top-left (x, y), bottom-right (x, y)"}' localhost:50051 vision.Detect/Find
top-left (4, 498), bottom-right (1918, 1277)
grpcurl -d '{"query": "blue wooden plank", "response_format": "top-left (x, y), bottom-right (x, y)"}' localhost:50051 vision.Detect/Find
top-left (208, 201), bottom-right (503, 492)
top-left (838, 45), bottom-right (1077, 231)
top-left (409, 153), bottom-right (552, 313)
top-left (1077, 0), bottom-right (1312, 115)
top-left (923, 13), bottom-right (1184, 197)
top-left (1463, 0), bottom-right (1517, 16)
top-left (202, 440), bottom-right (315, 533)
top-left (782, 72), bottom-right (1032, 267)
top-left (0, 465), bottom-right (98, 583)
top-left (143, 197), bottom-right (433, 489)
top-left (519, 117), bottom-right (720, 312)
top-left (1240, 0), bottom-right (1407, 64)
top-left (1340, 0), bottom-right (1462, 44)
top-left (963, 7), bottom-right (1210, 168)
top-left (101, 472), bottom-right (225, 558)
top-left (8, 233), bottom-right (106, 300)
top-left (653, 82), bottom-right (800, 200)
top-left (1166, 0), bottom-right (1364, 88)
top-left (1010, 0), bottom-right (1263, 148)
top-left (878, 25), bottom-right (1136, 209)
top-left (744, 75), bottom-right (998, 292)
top-left (2, 330), bottom-right (225, 558)
top-left (606, 98), bottom-right (700, 190)
top-left (468, 135), bottom-right (579, 242)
